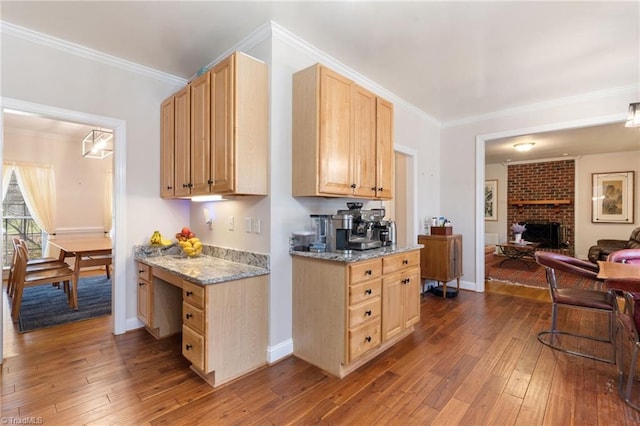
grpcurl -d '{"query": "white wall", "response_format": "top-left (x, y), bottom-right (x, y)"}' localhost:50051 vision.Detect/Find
top-left (441, 89), bottom-right (638, 288)
top-left (1, 32), bottom-right (188, 335)
top-left (575, 150), bottom-right (640, 259)
top-left (4, 127), bottom-right (111, 233)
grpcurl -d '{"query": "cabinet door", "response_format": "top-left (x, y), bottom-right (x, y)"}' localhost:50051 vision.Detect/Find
top-left (137, 279), bottom-right (151, 327)
top-left (376, 97), bottom-right (394, 200)
top-left (190, 72), bottom-right (211, 195)
top-left (210, 55), bottom-right (235, 193)
top-left (174, 86), bottom-right (191, 197)
top-left (353, 85), bottom-right (377, 198)
top-left (382, 271), bottom-right (403, 341)
top-left (403, 268), bottom-right (421, 329)
top-left (160, 96), bottom-right (175, 199)
top-left (450, 235), bottom-right (463, 278)
top-left (318, 67), bottom-right (354, 195)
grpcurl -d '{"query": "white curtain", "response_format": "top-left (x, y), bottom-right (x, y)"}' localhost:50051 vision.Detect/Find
top-left (13, 163), bottom-right (57, 256)
top-left (104, 170), bottom-right (113, 235)
top-left (2, 163), bottom-right (15, 201)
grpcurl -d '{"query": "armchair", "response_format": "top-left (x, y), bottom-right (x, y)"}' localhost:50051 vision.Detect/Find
top-left (588, 227), bottom-right (640, 263)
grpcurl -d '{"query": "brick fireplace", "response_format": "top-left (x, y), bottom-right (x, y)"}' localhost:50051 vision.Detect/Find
top-left (507, 160), bottom-right (575, 255)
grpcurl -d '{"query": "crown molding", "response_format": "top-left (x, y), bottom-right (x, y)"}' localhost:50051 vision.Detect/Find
top-left (443, 83), bottom-right (640, 129)
top-left (270, 21), bottom-right (441, 127)
top-left (0, 21), bottom-right (187, 86)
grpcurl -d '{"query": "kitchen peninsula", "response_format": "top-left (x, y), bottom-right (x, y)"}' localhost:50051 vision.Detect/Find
top-left (291, 245), bottom-right (422, 378)
top-left (134, 245), bottom-right (269, 388)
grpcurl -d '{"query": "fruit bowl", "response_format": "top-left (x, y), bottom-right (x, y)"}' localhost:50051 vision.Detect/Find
top-left (177, 237), bottom-right (203, 258)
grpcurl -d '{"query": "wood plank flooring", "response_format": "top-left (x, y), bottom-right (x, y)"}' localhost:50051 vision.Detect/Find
top-left (3, 281), bottom-right (640, 425)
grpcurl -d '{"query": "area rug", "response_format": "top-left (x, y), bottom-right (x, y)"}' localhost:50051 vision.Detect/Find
top-left (487, 256), bottom-right (601, 291)
top-left (18, 275), bottom-right (111, 333)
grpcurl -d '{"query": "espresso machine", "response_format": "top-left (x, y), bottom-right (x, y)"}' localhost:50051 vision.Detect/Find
top-left (331, 202), bottom-right (391, 252)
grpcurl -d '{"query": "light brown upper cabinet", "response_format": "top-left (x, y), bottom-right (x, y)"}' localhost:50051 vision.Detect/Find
top-left (292, 64), bottom-right (394, 200)
top-left (160, 52), bottom-right (268, 199)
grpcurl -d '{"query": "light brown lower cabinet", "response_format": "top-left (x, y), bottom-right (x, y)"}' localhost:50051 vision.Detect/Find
top-left (292, 249), bottom-right (420, 378)
top-left (135, 261), bottom-right (268, 387)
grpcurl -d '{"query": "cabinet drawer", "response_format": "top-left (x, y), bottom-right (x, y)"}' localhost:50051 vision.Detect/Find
top-left (383, 250), bottom-right (420, 275)
top-left (349, 259), bottom-right (382, 284)
top-left (136, 262), bottom-right (151, 282)
top-left (182, 325), bottom-right (205, 371)
top-left (349, 297), bottom-right (381, 329)
top-left (183, 302), bottom-right (205, 334)
top-left (349, 279), bottom-right (381, 306)
top-left (349, 321), bottom-right (381, 361)
top-left (183, 281), bottom-right (205, 309)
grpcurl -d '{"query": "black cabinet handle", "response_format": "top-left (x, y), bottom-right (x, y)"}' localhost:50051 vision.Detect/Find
top-left (167, 186), bottom-right (172, 190)
top-left (208, 179), bottom-right (213, 185)
top-left (350, 183), bottom-right (356, 189)
top-left (138, 282), bottom-right (144, 287)
top-left (365, 269), bottom-right (372, 275)
top-left (185, 344), bottom-right (192, 350)
top-left (371, 187), bottom-right (376, 191)
top-left (402, 259), bottom-right (409, 265)
top-left (186, 291), bottom-right (193, 297)
top-left (186, 313), bottom-right (193, 319)
top-left (365, 289), bottom-right (372, 295)
top-left (378, 187), bottom-right (384, 191)
top-left (365, 336), bottom-right (372, 342)
top-left (138, 269), bottom-right (144, 274)
top-left (365, 310), bottom-right (372, 316)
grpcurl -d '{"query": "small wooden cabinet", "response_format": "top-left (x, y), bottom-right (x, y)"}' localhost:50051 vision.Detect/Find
top-left (292, 249), bottom-right (420, 378)
top-left (292, 63), bottom-right (394, 200)
top-left (135, 261), bottom-right (268, 387)
top-left (160, 51), bottom-right (268, 198)
top-left (418, 234), bottom-right (463, 298)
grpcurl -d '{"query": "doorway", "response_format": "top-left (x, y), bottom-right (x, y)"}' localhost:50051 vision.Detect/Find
top-left (0, 98), bottom-right (127, 361)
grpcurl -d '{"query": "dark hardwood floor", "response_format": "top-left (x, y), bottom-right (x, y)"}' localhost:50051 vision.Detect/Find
top-left (3, 281), bottom-right (640, 425)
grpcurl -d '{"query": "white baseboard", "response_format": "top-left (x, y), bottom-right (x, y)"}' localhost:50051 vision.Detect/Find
top-left (267, 338), bottom-right (293, 363)
top-left (125, 316), bottom-right (145, 333)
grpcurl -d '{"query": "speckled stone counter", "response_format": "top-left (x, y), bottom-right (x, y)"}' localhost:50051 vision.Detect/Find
top-left (134, 244), bottom-right (269, 285)
top-left (289, 244), bottom-right (423, 263)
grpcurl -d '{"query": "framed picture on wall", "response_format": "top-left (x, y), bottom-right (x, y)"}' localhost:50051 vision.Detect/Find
top-left (592, 171), bottom-right (635, 223)
top-left (484, 179), bottom-right (498, 221)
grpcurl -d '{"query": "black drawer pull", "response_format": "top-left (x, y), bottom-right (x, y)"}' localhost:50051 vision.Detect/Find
top-left (365, 336), bottom-right (372, 342)
top-left (365, 310), bottom-right (372, 316)
top-left (350, 183), bottom-right (356, 189)
top-left (365, 289), bottom-right (372, 295)
top-left (365, 269), bottom-right (372, 275)
top-left (185, 344), bottom-right (192, 350)
top-left (402, 259), bottom-right (409, 265)
top-left (378, 187), bottom-right (384, 191)
top-left (138, 282), bottom-right (144, 287)
top-left (138, 269), bottom-right (144, 274)
top-left (186, 313), bottom-right (193, 319)
top-left (186, 291), bottom-right (193, 297)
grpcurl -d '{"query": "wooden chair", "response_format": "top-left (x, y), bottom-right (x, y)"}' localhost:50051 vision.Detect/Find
top-left (535, 251), bottom-right (616, 363)
top-left (7, 237), bottom-right (68, 297)
top-left (11, 242), bottom-right (76, 322)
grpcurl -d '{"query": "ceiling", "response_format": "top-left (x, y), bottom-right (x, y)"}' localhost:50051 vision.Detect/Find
top-left (1, 1), bottom-right (639, 161)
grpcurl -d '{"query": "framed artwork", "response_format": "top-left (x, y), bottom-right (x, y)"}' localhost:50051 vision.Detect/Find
top-left (484, 179), bottom-right (498, 221)
top-left (592, 171), bottom-right (635, 223)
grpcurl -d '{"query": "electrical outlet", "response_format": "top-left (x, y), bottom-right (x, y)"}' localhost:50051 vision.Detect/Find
top-left (244, 217), bottom-right (252, 233)
top-left (253, 218), bottom-right (261, 234)
top-left (228, 215), bottom-right (234, 231)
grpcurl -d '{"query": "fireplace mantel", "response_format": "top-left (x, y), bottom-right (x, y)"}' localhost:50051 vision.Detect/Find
top-left (510, 199), bottom-right (571, 213)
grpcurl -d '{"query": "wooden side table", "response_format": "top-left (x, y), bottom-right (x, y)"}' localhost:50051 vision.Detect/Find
top-left (417, 234), bottom-right (463, 298)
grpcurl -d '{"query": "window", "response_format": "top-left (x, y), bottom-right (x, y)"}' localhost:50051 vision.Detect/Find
top-left (2, 171), bottom-right (44, 267)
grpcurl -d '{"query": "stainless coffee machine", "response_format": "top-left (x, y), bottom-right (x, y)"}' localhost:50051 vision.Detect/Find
top-left (330, 203), bottom-right (395, 253)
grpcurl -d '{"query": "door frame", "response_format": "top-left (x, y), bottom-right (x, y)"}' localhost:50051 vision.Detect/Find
top-left (0, 97), bottom-right (127, 361)
top-left (393, 144), bottom-right (418, 245)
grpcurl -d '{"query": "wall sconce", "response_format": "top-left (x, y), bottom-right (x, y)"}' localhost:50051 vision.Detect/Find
top-left (513, 142), bottom-right (535, 152)
top-left (625, 102), bottom-right (640, 127)
top-left (82, 129), bottom-right (113, 159)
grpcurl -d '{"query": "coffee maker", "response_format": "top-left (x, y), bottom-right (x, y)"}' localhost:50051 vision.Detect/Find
top-left (331, 203), bottom-right (385, 252)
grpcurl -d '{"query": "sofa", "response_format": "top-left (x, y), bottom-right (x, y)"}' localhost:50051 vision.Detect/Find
top-left (587, 227), bottom-right (640, 263)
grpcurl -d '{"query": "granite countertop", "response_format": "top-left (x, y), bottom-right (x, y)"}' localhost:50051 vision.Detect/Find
top-left (134, 245), bottom-right (269, 285)
top-left (289, 244), bottom-right (423, 263)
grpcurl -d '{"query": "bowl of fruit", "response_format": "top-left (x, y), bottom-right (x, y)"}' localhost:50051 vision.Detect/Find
top-left (175, 227), bottom-right (203, 257)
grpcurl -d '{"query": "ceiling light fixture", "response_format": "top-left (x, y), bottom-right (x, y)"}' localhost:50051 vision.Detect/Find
top-left (82, 129), bottom-right (113, 159)
top-left (625, 102), bottom-right (640, 127)
top-left (513, 142), bottom-right (535, 152)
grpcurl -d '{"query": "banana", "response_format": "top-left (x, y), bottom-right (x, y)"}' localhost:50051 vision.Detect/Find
top-left (150, 230), bottom-right (162, 245)
top-left (160, 238), bottom-right (173, 246)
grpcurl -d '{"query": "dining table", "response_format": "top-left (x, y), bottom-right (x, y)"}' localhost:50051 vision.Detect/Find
top-left (597, 260), bottom-right (640, 292)
top-left (48, 236), bottom-right (112, 309)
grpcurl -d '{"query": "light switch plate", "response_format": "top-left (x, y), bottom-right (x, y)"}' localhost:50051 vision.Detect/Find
top-left (228, 215), bottom-right (234, 231)
top-left (244, 217), bottom-right (252, 233)
top-left (252, 218), bottom-right (261, 234)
